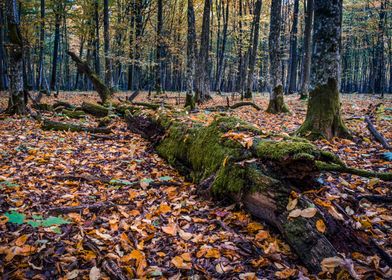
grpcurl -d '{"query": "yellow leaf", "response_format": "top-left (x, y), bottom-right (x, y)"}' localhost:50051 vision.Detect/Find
top-left (162, 223), bottom-right (177, 236)
top-left (275, 268), bottom-right (297, 279)
top-left (316, 219), bottom-right (326, 233)
top-left (181, 252), bottom-right (192, 262)
top-left (171, 255), bottom-right (191, 270)
top-left (15, 234), bottom-right (29, 246)
top-left (301, 208), bottom-right (317, 218)
top-left (157, 203), bottom-right (171, 214)
top-left (247, 222), bottom-right (263, 233)
top-left (205, 248), bottom-right (221, 259)
top-left (286, 197), bottom-right (298, 211)
top-left (255, 230), bottom-right (269, 241)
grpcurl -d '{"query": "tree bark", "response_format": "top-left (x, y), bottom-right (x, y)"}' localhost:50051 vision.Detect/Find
top-left (195, 0), bottom-right (212, 103)
top-left (0, 1), bottom-right (8, 90)
top-left (103, 0), bottom-right (113, 89)
top-left (155, 0), bottom-right (164, 95)
top-left (5, 0), bottom-right (26, 115)
top-left (297, 0), bottom-right (350, 140)
top-left (67, 51), bottom-right (112, 104)
top-left (50, 1), bottom-right (61, 91)
top-left (374, 0), bottom-right (386, 97)
top-left (287, 0), bottom-right (299, 95)
top-left (299, 0), bottom-right (314, 99)
top-left (93, 0), bottom-right (101, 77)
top-left (266, 0), bottom-right (289, 114)
top-left (125, 109), bottom-right (391, 273)
top-left (244, 0), bottom-right (262, 99)
top-left (185, 0), bottom-right (197, 109)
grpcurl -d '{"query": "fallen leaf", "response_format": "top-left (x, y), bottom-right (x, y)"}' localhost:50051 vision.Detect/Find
top-left (316, 219), bottom-right (326, 233)
top-left (162, 223), bottom-right (177, 236)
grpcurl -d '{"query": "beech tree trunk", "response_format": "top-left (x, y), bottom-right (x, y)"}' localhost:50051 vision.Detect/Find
top-left (103, 0), bottom-right (113, 89)
top-left (50, 2), bottom-right (61, 91)
top-left (0, 1), bottom-right (8, 90)
top-left (266, 0), bottom-right (289, 113)
top-left (244, 0), bottom-right (262, 99)
top-left (297, 0), bottom-right (349, 140)
top-left (125, 109), bottom-right (390, 273)
top-left (5, 0), bottom-right (26, 115)
top-left (299, 0), bottom-right (313, 99)
top-left (185, 0), bottom-right (196, 109)
top-left (155, 0), bottom-right (164, 95)
top-left (195, 0), bottom-right (212, 103)
top-left (287, 0), bottom-right (299, 95)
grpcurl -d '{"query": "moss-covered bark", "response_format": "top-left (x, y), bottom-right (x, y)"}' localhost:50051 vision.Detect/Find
top-left (297, 79), bottom-right (350, 140)
top-left (125, 109), bottom-right (389, 272)
top-left (42, 119), bottom-right (111, 134)
top-left (81, 102), bottom-right (110, 117)
top-left (266, 85), bottom-right (290, 114)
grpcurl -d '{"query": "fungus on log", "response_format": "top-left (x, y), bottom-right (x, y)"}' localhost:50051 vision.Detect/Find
top-left (125, 109), bottom-right (391, 272)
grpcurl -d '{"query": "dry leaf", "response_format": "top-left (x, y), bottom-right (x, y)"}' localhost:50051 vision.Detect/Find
top-left (301, 208), bottom-right (317, 218)
top-left (162, 223), bottom-right (177, 236)
top-left (89, 266), bottom-right (101, 280)
top-left (316, 219), bottom-right (326, 233)
top-left (288, 209), bottom-right (302, 218)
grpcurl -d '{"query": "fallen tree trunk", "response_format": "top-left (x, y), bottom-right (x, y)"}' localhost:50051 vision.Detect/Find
top-left (125, 109), bottom-right (391, 272)
top-left (42, 119), bottom-right (112, 134)
top-left (365, 116), bottom-right (391, 150)
top-left (67, 51), bottom-right (113, 104)
top-left (82, 102), bottom-right (110, 117)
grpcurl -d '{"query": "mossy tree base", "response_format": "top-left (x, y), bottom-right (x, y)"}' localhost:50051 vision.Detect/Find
top-left (125, 109), bottom-right (390, 272)
top-left (266, 86), bottom-right (290, 114)
top-left (297, 79), bottom-right (350, 140)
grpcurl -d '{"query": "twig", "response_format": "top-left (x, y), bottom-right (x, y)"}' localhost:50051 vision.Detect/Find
top-left (47, 201), bottom-right (116, 214)
top-left (364, 116), bottom-right (391, 150)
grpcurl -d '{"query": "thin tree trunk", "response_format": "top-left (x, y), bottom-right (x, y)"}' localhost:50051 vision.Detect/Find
top-left (244, 0), bottom-right (262, 98)
top-left (103, 0), bottom-right (113, 89)
top-left (266, 0), bottom-right (289, 113)
top-left (287, 0), bottom-right (299, 94)
top-left (37, 0), bottom-right (45, 91)
top-left (195, 0), bottom-right (212, 103)
top-left (299, 0), bottom-right (313, 99)
top-left (374, 0), bottom-right (386, 97)
top-left (50, 2), bottom-right (61, 91)
top-left (155, 0), bottom-right (163, 94)
top-left (93, 0), bottom-right (101, 76)
top-left (215, 0), bottom-right (229, 92)
top-left (0, 1), bottom-right (8, 90)
top-left (185, 0), bottom-right (196, 109)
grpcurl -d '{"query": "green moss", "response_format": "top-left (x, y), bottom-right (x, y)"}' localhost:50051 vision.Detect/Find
top-left (255, 138), bottom-right (316, 161)
top-left (212, 163), bottom-right (246, 196)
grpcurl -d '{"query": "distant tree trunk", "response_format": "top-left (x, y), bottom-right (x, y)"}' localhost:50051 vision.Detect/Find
top-left (93, 0), bottom-right (101, 76)
top-left (185, 0), bottom-right (197, 109)
top-left (103, 0), bottom-right (113, 89)
top-left (195, 0), bottom-right (211, 103)
top-left (0, 1), bottom-right (8, 90)
top-left (215, 0), bottom-right (229, 92)
top-left (37, 0), bottom-right (45, 91)
top-left (236, 0), bottom-right (245, 96)
top-left (287, 0), bottom-right (299, 94)
top-left (5, 0), bottom-right (26, 115)
top-left (244, 0), bottom-right (262, 99)
top-left (133, 0), bottom-right (143, 92)
top-left (50, 2), bottom-right (61, 91)
top-left (266, 0), bottom-right (289, 113)
top-left (127, 2), bottom-right (135, 90)
top-left (297, 0), bottom-right (349, 140)
top-left (374, 0), bottom-right (386, 97)
top-left (155, 0), bottom-right (163, 94)
top-left (299, 0), bottom-right (313, 99)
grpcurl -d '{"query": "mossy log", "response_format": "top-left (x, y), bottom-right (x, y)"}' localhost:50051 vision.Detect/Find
top-left (62, 109), bottom-right (86, 119)
top-left (33, 103), bottom-right (53, 112)
top-left (81, 102), bottom-right (110, 117)
top-left (125, 109), bottom-right (391, 272)
top-left (42, 119), bottom-right (112, 134)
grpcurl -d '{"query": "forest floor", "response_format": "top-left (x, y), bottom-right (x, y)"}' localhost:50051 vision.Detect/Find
top-left (0, 92), bottom-right (391, 279)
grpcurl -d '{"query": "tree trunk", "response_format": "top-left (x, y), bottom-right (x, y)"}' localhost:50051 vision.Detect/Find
top-left (299, 0), bottom-right (313, 99)
top-left (50, 2), bottom-right (61, 91)
top-left (0, 1), bottom-right (8, 90)
top-left (155, 0), bottom-right (164, 95)
top-left (125, 109), bottom-right (391, 273)
top-left (5, 0), bottom-right (26, 115)
top-left (374, 0), bottom-right (386, 97)
top-left (215, 0), bottom-right (229, 92)
top-left (266, 0), bottom-right (289, 113)
top-left (185, 0), bottom-right (196, 109)
top-left (244, 0), bottom-right (262, 99)
top-left (103, 0), bottom-right (113, 89)
top-left (297, 0), bottom-right (349, 140)
top-left (287, 0), bottom-right (299, 95)
top-left (93, 0), bottom-right (101, 77)
top-left (195, 0), bottom-right (212, 103)
top-left (67, 51), bottom-right (112, 104)
top-left (36, 0), bottom-right (45, 91)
